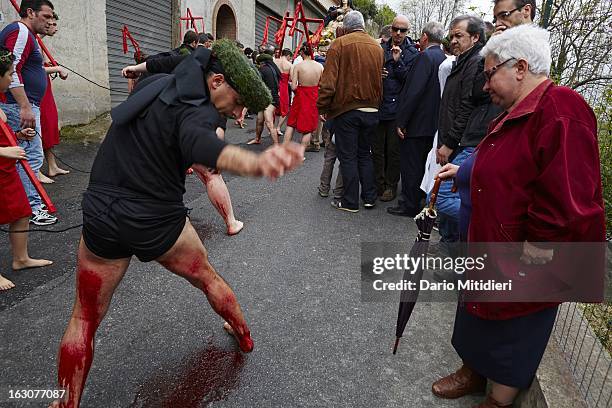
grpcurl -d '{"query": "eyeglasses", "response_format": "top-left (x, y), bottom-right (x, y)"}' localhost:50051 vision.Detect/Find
top-left (492, 7), bottom-right (520, 23)
top-left (391, 26), bottom-right (408, 33)
top-left (483, 57), bottom-right (516, 82)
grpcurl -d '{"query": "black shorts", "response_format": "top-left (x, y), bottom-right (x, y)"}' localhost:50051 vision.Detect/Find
top-left (82, 184), bottom-right (188, 262)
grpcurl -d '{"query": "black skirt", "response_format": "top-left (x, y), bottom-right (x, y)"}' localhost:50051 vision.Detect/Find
top-left (451, 304), bottom-right (558, 389)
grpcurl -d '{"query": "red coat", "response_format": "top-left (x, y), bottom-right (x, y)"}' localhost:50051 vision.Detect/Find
top-left (466, 79), bottom-right (605, 320)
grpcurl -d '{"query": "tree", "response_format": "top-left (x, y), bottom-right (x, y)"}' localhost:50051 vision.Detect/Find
top-left (374, 4), bottom-right (397, 27)
top-left (353, 0), bottom-right (378, 21)
top-left (398, 0), bottom-right (466, 37)
top-left (544, 0), bottom-right (612, 100)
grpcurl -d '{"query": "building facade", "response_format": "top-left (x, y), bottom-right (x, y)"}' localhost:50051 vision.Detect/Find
top-left (0, 0), bottom-right (333, 126)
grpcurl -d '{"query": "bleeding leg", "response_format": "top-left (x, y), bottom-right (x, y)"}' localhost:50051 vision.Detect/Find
top-left (192, 166), bottom-right (243, 235)
top-left (157, 221), bottom-right (253, 352)
top-left (55, 239), bottom-right (129, 407)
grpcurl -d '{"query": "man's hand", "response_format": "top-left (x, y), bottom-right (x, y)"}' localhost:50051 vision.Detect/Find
top-left (19, 106), bottom-right (36, 129)
top-left (122, 65), bottom-right (141, 79)
top-left (0, 146), bottom-right (26, 160)
top-left (397, 127), bottom-right (406, 139)
top-left (16, 128), bottom-right (36, 141)
top-left (382, 68), bottom-right (389, 79)
top-left (392, 45), bottom-right (402, 62)
top-left (436, 145), bottom-right (453, 165)
top-left (319, 114), bottom-right (327, 123)
top-left (257, 143), bottom-right (305, 180)
top-left (59, 68), bottom-right (69, 80)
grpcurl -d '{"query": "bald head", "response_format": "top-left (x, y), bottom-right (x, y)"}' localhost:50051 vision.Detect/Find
top-left (391, 15), bottom-right (410, 46)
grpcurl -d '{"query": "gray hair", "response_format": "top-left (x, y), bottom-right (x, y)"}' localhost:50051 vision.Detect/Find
top-left (422, 21), bottom-right (445, 43)
top-left (343, 10), bottom-right (365, 31)
top-left (480, 24), bottom-right (551, 76)
top-left (450, 15), bottom-right (486, 45)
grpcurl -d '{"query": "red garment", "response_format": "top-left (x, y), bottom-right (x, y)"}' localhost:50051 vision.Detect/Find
top-left (287, 85), bottom-right (319, 134)
top-left (277, 72), bottom-right (290, 117)
top-left (40, 73), bottom-right (60, 150)
top-left (0, 136), bottom-right (32, 225)
top-left (467, 80), bottom-right (605, 320)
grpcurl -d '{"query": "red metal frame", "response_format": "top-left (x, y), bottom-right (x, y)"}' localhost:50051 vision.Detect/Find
top-left (274, 2), bottom-right (324, 58)
top-left (180, 8), bottom-right (204, 39)
top-left (0, 121), bottom-right (56, 213)
top-left (122, 25), bottom-right (142, 60)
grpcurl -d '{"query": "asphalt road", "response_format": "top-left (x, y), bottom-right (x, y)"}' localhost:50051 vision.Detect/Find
top-left (0, 118), bottom-right (480, 407)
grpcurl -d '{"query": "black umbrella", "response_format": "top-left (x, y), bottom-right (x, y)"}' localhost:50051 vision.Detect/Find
top-left (393, 177), bottom-right (443, 355)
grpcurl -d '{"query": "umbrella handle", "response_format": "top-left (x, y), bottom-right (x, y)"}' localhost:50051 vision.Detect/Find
top-left (427, 178), bottom-right (443, 212)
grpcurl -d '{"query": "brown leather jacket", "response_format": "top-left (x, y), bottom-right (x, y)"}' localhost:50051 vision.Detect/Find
top-left (317, 30), bottom-right (383, 119)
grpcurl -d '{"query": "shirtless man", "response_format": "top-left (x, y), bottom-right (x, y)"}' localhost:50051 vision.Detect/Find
top-left (274, 48), bottom-right (293, 134)
top-left (284, 45), bottom-right (324, 146)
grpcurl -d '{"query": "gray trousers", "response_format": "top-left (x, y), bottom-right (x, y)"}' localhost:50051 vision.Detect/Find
top-left (318, 126), bottom-right (344, 198)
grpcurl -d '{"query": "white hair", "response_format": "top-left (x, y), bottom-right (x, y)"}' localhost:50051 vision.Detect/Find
top-left (480, 24), bottom-right (551, 76)
top-left (343, 10), bottom-right (365, 31)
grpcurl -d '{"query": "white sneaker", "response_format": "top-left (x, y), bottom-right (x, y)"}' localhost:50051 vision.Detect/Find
top-left (30, 210), bottom-right (58, 226)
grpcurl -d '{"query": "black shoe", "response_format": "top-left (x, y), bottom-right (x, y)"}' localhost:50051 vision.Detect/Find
top-left (363, 201), bottom-right (376, 209)
top-left (386, 206), bottom-right (417, 217)
top-left (331, 199), bottom-right (359, 213)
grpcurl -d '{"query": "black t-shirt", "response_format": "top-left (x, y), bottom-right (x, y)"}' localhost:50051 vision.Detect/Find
top-left (90, 93), bottom-right (227, 203)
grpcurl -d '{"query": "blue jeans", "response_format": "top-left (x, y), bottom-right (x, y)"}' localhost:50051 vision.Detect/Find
top-left (436, 147), bottom-right (475, 249)
top-left (333, 110), bottom-right (379, 209)
top-left (1, 102), bottom-right (43, 212)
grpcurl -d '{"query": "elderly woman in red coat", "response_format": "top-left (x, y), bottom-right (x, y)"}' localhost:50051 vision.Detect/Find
top-left (432, 24), bottom-right (605, 408)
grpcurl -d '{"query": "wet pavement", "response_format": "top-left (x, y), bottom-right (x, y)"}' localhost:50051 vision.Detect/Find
top-left (0, 117), bottom-right (480, 407)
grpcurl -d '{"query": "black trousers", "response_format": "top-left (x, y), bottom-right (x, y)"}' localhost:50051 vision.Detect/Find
top-left (333, 110), bottom-right (379, 210)
top-left (372, 119), bottom-right (400, 194)
top-left (398, 136), bottom-right (434, 213)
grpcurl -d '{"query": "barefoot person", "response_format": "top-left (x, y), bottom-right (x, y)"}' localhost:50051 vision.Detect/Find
top-left (283, 44), bottom-right (323, 146)
top-left (192, 116), bottom-right (244, 236)
top-left (39, 12), bottom-right (70, 182)
top-left (0, 47), bottom-right (52, 291)
top-left (51, 41), bottom-right (304, 408)
top-left (274, 48), bottom-right (292, 134)
top-left (248, 46), bottom-right (281, 145)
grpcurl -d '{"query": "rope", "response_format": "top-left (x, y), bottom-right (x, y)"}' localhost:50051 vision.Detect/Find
top-left (58, 63), bottom-right (131, 95)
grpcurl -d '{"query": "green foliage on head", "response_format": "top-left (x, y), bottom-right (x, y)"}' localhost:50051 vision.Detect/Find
top-left (212, 39), bottom-right (272, 112)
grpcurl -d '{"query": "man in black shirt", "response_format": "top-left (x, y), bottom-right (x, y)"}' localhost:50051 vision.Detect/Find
top-left (122, 38), bottom-right (244, 236)
top-left (248, 46), bottom-right (281, 144)
top-left (52, 41), bottom-right (304, 408)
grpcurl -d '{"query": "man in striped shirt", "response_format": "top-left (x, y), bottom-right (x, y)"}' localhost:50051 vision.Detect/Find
top-left (0, 0), bottom-right (57, 225)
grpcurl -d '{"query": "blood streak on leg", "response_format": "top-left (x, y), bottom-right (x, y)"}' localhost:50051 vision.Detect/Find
top-left (78, 269), bottom-right (103, 322)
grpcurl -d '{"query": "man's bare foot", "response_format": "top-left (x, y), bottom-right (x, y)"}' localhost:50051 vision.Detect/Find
top-left (246, 139), bottom-right (261, 145)
top-left (227, 220), bottom-right (244, 236)
top-left (38, 172), bottom-right (55, 184)
top-left (0, 275), bottom-right (15, 291)
top-left (223, 321), bottom-right (254, 352)
top-left (12, 258), bottom-right (53, 271)
top-left (48, 167), bottom-right (70, 176)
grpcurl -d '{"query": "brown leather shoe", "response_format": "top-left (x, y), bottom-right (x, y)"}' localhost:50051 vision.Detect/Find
top-left (473, 395), bottom-right (513, 408)
top-left (432, 364), bottom-right (487, 399)
top-left (380, 189), bottom-right (396, 202)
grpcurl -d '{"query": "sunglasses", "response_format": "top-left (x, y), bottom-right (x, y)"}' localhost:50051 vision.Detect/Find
top-left (492, 7), bottom-right (520, 23)
top-left (483, 57), bottom-right (516, 82)
top-left (391, 26), bottom-right (408, 33)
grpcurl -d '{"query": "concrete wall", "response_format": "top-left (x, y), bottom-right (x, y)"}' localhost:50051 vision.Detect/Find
top-left (0, 1), bottom-right (111, 126)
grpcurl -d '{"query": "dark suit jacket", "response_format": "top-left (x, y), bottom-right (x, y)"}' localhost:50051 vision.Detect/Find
top-left (395, 45), bottom-right (446, 138)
